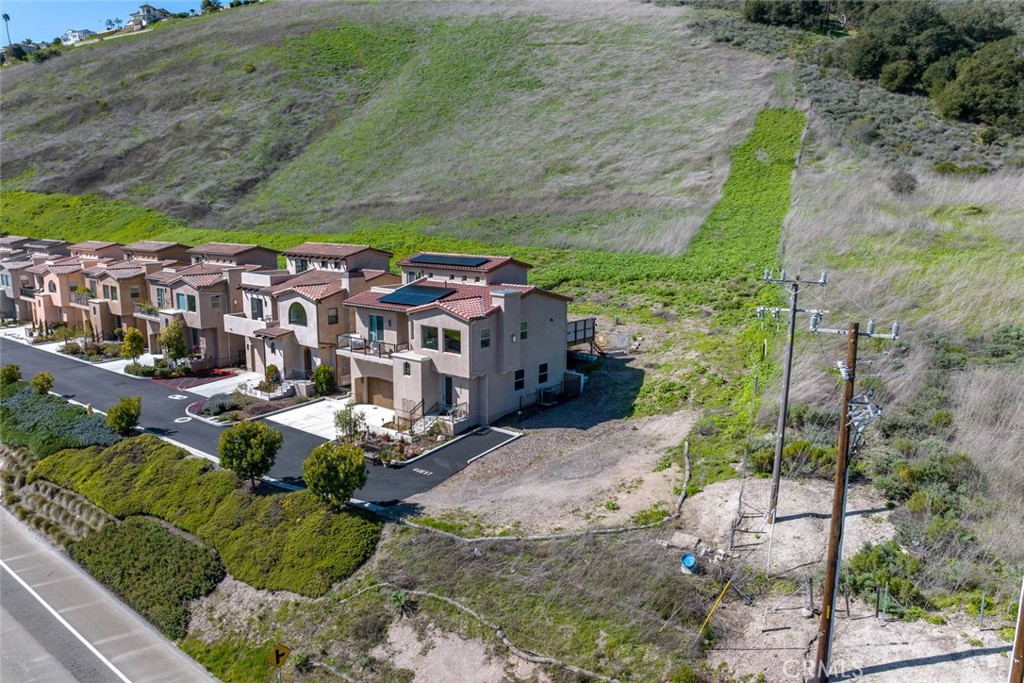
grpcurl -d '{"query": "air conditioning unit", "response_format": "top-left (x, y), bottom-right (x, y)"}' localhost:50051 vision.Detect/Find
top-left (539, 388), bottom-right (557, 406)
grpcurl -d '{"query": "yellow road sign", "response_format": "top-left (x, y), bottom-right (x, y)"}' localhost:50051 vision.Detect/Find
top-left (268, 643), bottom-right (292, 669)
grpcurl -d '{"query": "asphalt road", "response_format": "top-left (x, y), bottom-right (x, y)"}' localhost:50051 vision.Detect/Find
top-left (0, 507), bottom-right (216, 683)
top-left (0, 338), bottom-right (518, 506)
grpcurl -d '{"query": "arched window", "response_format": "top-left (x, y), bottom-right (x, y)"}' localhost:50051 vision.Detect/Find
top-left (288, 302), bottom-right (307, 326)
top-left (48, 281), bottom-right (57, 293)
top-left (403, 362), bottom-right (411, 376)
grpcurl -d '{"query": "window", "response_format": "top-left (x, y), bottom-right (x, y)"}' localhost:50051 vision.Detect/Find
top-left (403, 362), bottom-right (411, 376)
top-left (321, 260), bottom-right (328, 269)
top-left (251, 297), bottom-right (263, 320)
top-left (109, 286), bottom-right (118, 301)
top-left (474, 276), bottom-right (480, 282)
top-left (480, 328), bottom-right (491, 349)
top-left (288, 302), bottom-right (307, 326)
top-left (443, 328), bottom-right (461, 354)
top-left (514, 369), bottom-right (525, 391)
top-left (156, 288), bottom-right (167, 308)
top-left (211, 295), bottom-right (221, 309)
top-left (0, 274), bottom-right (8, 287)
top-left (89, 280), bottom-right (98, 296)
top-left (406, 272), bottom-right (416, 283)
top-left (176, 293), bottom-right (186, 310)
top-left (102, 285), bottom-right (111, 299)
top-left (130, 286), bottom-right (140, 299)
top-left (328, 307), bottom-right (339, 325)
top-left (539, 363), bottom-right (548, 384)
top-left (520, 321), bottom-right (528, 340)
top-left (48, 281), bottom-right (57, 293)
top-left (368, 315), bottom-right (384, 342)
top-left (295, 259), bottom-right (308, 272)
top-left (422, 325), bottom-right (438, 350)
top-left (186, 295), bottom-right (196, 312)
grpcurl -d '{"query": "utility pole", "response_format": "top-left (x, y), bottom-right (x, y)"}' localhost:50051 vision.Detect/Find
top-left (809, 319), bottom-right (897, 683)
top-left (761, 269), bottom-right (827, 524)
top-left (1011, 572), bottom-right (1024, 683)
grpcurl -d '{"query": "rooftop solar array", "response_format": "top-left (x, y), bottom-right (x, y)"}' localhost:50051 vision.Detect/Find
top-left (407, 254), bottom-right (490, 268)
top-left (379, 285), bottom-right (456, 307)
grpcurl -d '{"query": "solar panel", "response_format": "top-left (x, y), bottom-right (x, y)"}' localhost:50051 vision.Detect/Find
top-left (407, 254), bottom-right (490, 268)
top-left (379, 285), bottom-right (456, 306)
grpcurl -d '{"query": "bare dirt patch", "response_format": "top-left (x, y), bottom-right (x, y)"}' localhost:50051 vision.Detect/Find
top-left (373, 619), bottom-right (552, 683)
top-left (188, 575), bottom-right (307, 642)
top-left (407, 407), bottom-right (696, 534)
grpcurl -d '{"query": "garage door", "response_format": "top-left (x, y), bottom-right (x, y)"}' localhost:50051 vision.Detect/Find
top-left (367, 377), bottom-right (394, 409)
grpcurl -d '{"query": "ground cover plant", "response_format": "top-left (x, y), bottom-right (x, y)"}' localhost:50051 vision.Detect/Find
top-left (70, 516), bottom-right (225, 639)
top-left (30, 436), bottom-right (382, 596)
top-left (0, 381), bottom-right (120, 457)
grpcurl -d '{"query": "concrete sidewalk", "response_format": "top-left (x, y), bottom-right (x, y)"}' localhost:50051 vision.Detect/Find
top-left (264, 396), bottom-right (349, 439)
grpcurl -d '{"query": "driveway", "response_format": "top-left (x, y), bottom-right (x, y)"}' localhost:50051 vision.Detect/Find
top-left (0, 338), bottom-right (519, 508)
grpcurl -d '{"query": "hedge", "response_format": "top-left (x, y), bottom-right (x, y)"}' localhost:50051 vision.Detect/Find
top-left (0, 383), bottom-right (119, 457)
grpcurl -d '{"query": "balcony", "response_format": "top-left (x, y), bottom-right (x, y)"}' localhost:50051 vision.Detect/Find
top-left (337, 334), bottom-right (409, 362)
top-left (133, 302), bottom-right (162, 320)
top-left (71, 293), bottom-right (94, 308)
top-left (19, 286), bottom-right (38, 298)
top-left (223, 312), bottom-right (277, 337)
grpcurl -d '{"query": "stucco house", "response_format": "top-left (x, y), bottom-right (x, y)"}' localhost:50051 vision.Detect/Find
top-left (76, 259), bottom-right (176, 339)
top-left (224, 242), bottom-right (398, 384)
top-left (0, 239), bottom-right (71, 322)
top-left (62, 29), bottom-right (97, 45)
top-left (187, 242), bottom-right (279, 270)
top-left (122, 240), bottom-right (191, 263)
top-left (341, 253), bottom-right (570, 432)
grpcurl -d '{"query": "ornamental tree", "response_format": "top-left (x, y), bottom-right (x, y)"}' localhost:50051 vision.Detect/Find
top-left (218, 420), bottom-right (284, 489)
top-left (303, 441), bottom-right (367, 509)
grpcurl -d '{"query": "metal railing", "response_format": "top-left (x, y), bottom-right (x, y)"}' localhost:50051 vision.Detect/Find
top-left (337, 334), bottom-right (409, 358)
top-left (72, 293), bottom-right (93, 307)
top-left (19, 286), bottom-right (37, 298)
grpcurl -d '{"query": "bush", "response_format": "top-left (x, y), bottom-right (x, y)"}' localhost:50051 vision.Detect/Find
top-left (311, 364), bottom-right (335, 396)
top-left (0, 386), bottom-right (119, 457)
top-left (106, 396), bottom-right (142, 435)
top-left (265, 364), bottom-right (280, 384)
top-left (0, 364), bottom-right (21, 385)
top-left (31, 371), bottom-right (54, 395)
top-left (70, 517), bottom-right (224, 639)
top-left (125, 363), bottom-right (157, 377)
top-left (843, 540), bottom-right (927, 609)
top-left (303, 441), bottom-right (366, 509)
top-left (59, 342), bottom-right (83, 355)
top-left (334, 404), bottom-right (365, 440)
top-left (887, 170), bottom-right (918, 195)
top-left (218, 420), bottom-right (283, 488)
top-left (31, 436), bottom-right (383, 596)
top-left (201, 393), bottom-right (237, 416)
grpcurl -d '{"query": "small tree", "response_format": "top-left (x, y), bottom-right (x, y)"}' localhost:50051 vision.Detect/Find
top-left (122, 327), bottom-right (145, 367)
top-left (311, 364), bottom-right (335, 396)
top-left (158, 318), bottom-right (188, 365)
top-left (0, 364), bottom-right (21, 386)
top-left (31, 371), bottom-right (54, 395)
top-left (218, 420), bottom-right (284, 489)
top-left (56, 325), bottom-right (78, 345)
top-left (887, 170), bottom-right (919, 195)
top-left (265, 363), bottom-right (280, 384)
top-left (334, 405), bottom-right (365, 441)
top-left (201, 0), bottom-right (222, 13)
top-left (106, 395), bottom-right (141, 435)
top-left (304, 441), bottom-right (367, 509)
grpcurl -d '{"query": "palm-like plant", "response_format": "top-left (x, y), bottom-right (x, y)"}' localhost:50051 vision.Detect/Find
top-left (2, 13), bottom-right (11, 48)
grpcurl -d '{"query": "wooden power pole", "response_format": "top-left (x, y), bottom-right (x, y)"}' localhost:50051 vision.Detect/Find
top-left (762, 270), bottom-right (827, 524)
top-left (1011, 573), bottom-right (1024, 683)
top-left (810, 322), bottom-right (859, 683)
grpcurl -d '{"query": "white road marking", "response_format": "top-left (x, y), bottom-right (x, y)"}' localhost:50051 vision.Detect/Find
top-left (174, 417), bottom-right (192, 423)
top-left (168, 394), bottom-right (189, 400)
top-left (0, 558), bottom-right (133, 683)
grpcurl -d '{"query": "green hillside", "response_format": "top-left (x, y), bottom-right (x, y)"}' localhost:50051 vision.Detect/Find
top-left (1, 1), bottom-right (778, 254)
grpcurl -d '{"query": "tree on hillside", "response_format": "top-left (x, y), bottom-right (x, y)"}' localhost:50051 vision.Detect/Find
top-left (218, 420), bottom-right (283, 489)
top-left (936, 36), bottom-right (1024, 135)
top-left (303, 441), bottom-right (367, 509)
top-left (2, 13), bottom-right (11, 48)
top-left (122, 327), bottom-right (145, 368)
top-left (201, 0), bottom-right (222, 14)
top-left (158, 319), bottom-right (187, 365)
top-left (107, 395), bottom-right (142, 435)
top-left (105, 19), bottom-right (115, 31)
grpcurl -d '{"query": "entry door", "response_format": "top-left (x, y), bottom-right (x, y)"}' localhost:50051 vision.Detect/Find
top-left (368, 315), bottom-right (384, 343)
top-left (441, 375), bottom-right (454, 409)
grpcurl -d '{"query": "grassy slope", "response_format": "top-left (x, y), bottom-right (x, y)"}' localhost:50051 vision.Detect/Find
top-left (0, 1), bottom-right (775, 253)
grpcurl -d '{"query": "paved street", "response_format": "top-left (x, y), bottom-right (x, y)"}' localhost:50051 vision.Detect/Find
top-left (0, 507), bottom-right (215, 683)
top-left (0, 338), bottom-right (517, 506)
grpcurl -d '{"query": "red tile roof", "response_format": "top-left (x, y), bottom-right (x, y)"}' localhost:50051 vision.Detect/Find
top-left (397, 252), bottom-right (532, 273)
top-left (187, 242), bottom-right (274, 256)
top-left (123, 240), bottom-right (190, 253)
top-left (255, 326), bottom-right (294, 339)
top-left (146, 263), bottom-right (256, 289)
top-left (282, 242), bottom-right (390, 260)
top-left (69, 241), bottom-right (121, 251)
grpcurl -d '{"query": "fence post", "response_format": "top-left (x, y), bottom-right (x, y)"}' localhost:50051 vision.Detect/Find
top-left (875, 585), bottom-right (881, 619)
top-left (980, 592), bottom-right (986, 631)
top-left (882, 581), bottom-right (889, 620)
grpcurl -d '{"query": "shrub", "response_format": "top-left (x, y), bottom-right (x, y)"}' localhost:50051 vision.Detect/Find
top-left (311, 364), bottom-right (335, 396)
top-left (30, 436), bottom-right (383, 596)
top-left (887, 170), bottom-right (918, 195)
top-left (303, 441), bottom-right (367, 509)
top-left (31, 371), bottom-right (55, 395)
top-left (0, 364), bottom-right (21, 385)
top-left (334, 405), bottom-right (365, 440)
top-left (201, 393), bottom-right (237, 416)
top-left (106, 396), bottom-right (142, 435)
top-left (125, 363), bottom-right (157, 377)
top-left (70, 517), bottom-right (224, 639)
top-left (217, 420), bottom-right (283, 489)
top-left (0, 386), bottom-right (120, 457)
top-left (59, 342), bottom-right (83, 355)
top-left (121, 327), bottom-right (145, 366)
top-left (265, 364), bottom-right (280, 384)
top-left (848, 117), bottom-right (878, 145)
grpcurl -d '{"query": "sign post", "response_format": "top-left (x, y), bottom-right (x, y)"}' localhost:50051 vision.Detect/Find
top-left (268, 643), bottom-right (291, 683)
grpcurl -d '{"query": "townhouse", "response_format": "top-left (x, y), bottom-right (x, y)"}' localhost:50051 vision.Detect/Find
top-left (223, 242), bottom-right (398, 384)
top-left (20, 241), bottom-right (125, 328)
top-left (1, 238), bottom-right (71, 322)
top-left (341, 253), bottom-right (570, 431)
